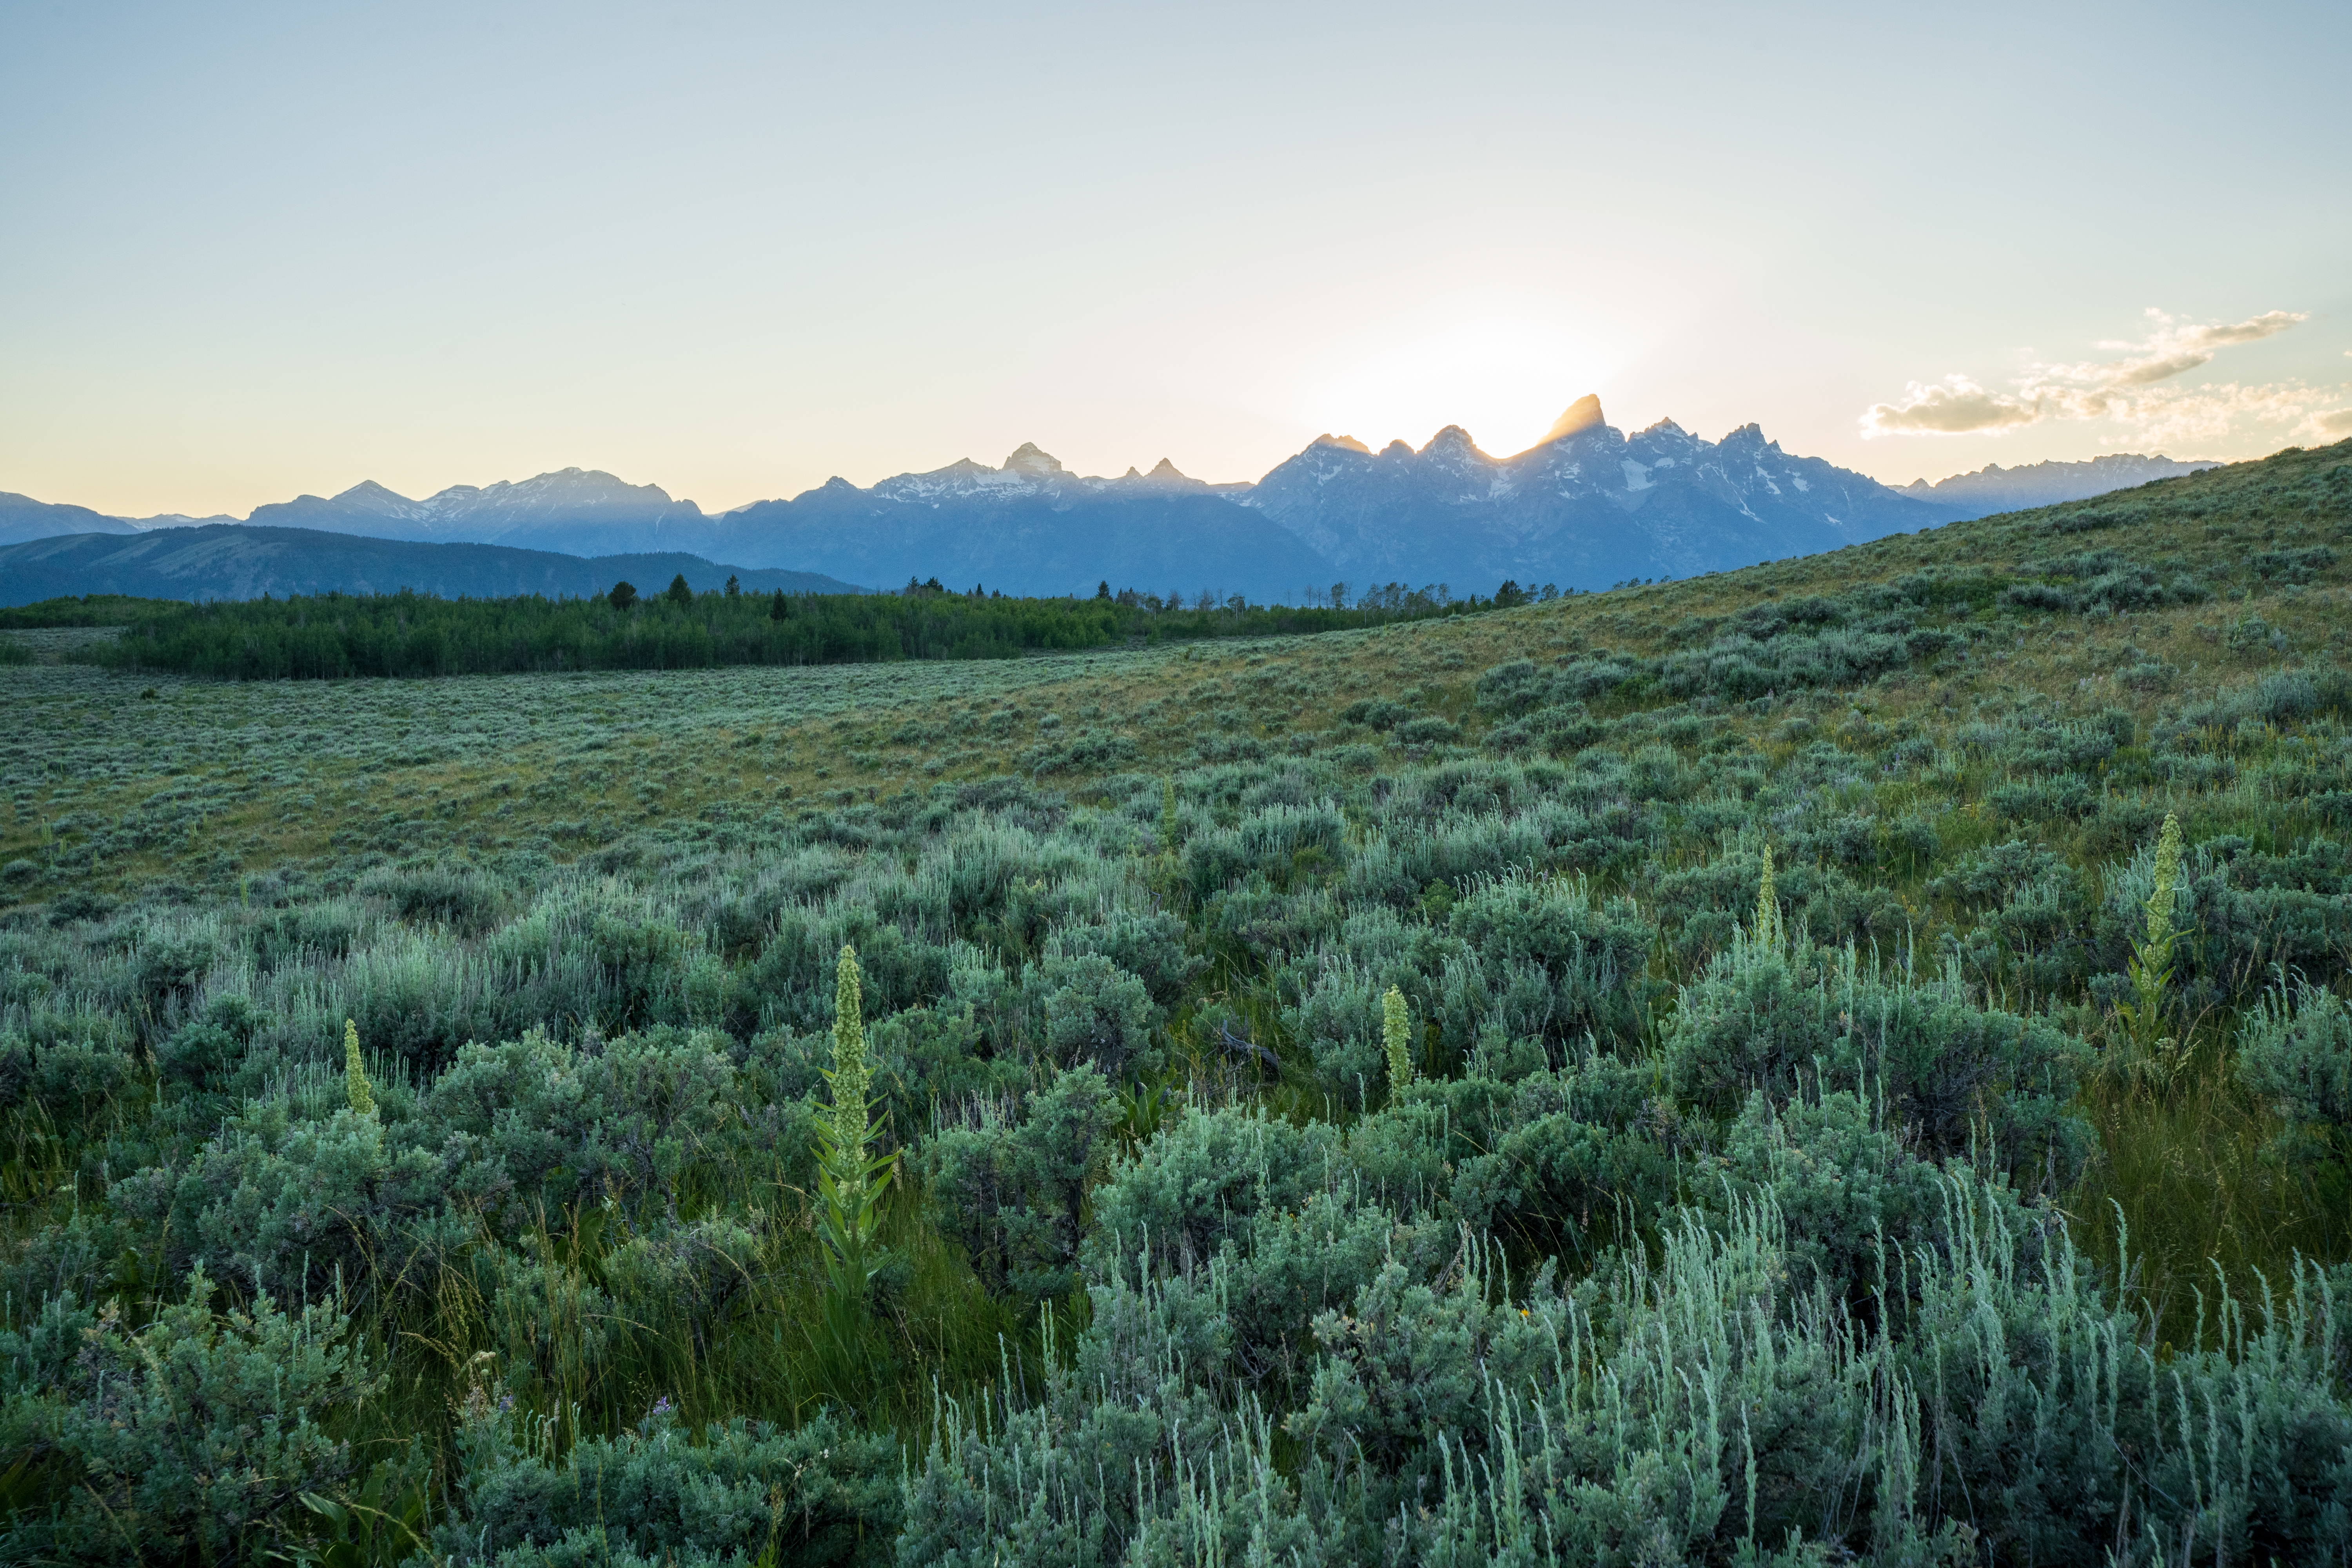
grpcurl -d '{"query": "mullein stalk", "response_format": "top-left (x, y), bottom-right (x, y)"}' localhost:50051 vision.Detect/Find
top-left (2120, 812), bottom-right (2186, 1063)
top-left (1755, 845), bottom-right (1779, 947)
top-left (345, 1020), bottom-right (375, 1117)
top-left (816, 945), bottom-right (893, 1313)
top-left (1383, 985), bottom-right (1414, 1101)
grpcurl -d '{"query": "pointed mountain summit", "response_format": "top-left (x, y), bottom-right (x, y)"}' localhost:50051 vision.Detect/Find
top-left (1539, 394), bottom-right (1606, 445)
top-left (1419, 426), bottom-right (1490, 461)
top-left (1118, 457), bottom-right (1208, 492)
top-left (329, 480), bottom-right (429, 516)
top-left (1003, 443), bottom-right (1065, 477)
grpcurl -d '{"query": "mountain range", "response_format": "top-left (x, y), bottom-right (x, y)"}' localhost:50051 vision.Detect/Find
top-left (0, 402), bottom-right (2227, 603)
top-left (1896, 453), bottom-right (2220, 516)
top-left (0, 528), bottom-right (860, 610)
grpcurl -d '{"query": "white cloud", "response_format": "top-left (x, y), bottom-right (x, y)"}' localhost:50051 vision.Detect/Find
top-left (1860, 308), bottom-right (2319, 440)
top-left (2063, 308), bottom-right (2304, 389)
top-left (1861, 376), bottom-right (2043, 435)
top-left (2311, 408), bottom-right (2352, 441)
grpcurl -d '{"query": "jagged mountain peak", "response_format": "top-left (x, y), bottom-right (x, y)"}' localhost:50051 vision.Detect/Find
top-left (1003, 443), bottom-right (1065, 477)
top-left (495, 467), bottom-right (673, 499)
top-left (1540, 394), bottom-right (1606, 445)
top-left (1110, 457), bottom-right (1203, 491)
top-left (1718, 422), bottom-right (1784, 454)
top-left (1378, 439), bottom-right (1414, 459)
top-left (331, 479), bottom-right (419, 509)
top-left (1310, 434), bottom-right (1371, 455)
top-left (1419, 425), bottom-right (1490, 460)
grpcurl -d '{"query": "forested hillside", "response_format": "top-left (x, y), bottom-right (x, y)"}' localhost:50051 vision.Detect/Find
top-left (0, 524), bottom-right (864, 609)
top-left (83, 578), bottom-right (1519, 679)
top-left (1, 441), bottom-right (2349, 1564)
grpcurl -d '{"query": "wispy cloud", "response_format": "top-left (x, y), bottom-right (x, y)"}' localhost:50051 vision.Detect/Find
top-left (1860, 308), bottom-right (2318, 439)
top-left (1858, 376), bottom-right (2042, 435)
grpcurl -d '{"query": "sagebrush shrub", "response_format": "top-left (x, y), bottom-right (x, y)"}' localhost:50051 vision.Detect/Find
top-left (438, 1397), bottom-right (899, 1566)
top-left (2237, 973), bottom-right (2352, 1156)
top-left (1666, 931), bottom-right (2091, 1181)
top-left (0, 1269), bottom-right (392, 1565)
top-left (925, 1064), bottom-right (1117, 1302)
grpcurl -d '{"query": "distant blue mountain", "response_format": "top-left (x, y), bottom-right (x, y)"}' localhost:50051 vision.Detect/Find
top-left (711, 445), bottom-right (1334, 603)
top-left (706, 403), bottom-right (1964, 599)
top-left (1236, 398), bottom-right (1960, 591)
top-left (0, 491), bottom-right (139, 547)
top-left (1897, 453), bottom-right (2221, 518)
top-left (0, 526), bottom-right (863, 609)
top-left (247, 467), bottom-right (715, 557)
top-left (24, 403), bottom-right (2243, 603)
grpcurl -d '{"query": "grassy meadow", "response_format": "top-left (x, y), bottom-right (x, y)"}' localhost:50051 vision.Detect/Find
top-left (4, 439), bottom-right (2352, 1564)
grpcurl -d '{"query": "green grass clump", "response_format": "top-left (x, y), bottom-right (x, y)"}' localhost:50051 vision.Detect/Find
top-left (2, 438), bottom-right (2350, 1561)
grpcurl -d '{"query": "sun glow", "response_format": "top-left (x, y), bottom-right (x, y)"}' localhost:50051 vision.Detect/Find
top-left (1296, 312), bottom-right (1641, 458)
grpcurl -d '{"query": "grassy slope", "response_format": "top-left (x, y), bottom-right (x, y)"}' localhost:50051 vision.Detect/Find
top-left (5, 441), bottom-right (2346, 897)
top-left (2, 439), bottom-right (2349, 1556)
top-left (8, 447), bottom-right (2350, 1307)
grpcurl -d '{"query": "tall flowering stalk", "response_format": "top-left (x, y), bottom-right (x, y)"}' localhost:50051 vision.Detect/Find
top-left (1382, 985), bottom-right (1414, 1100)
top-left (816, 945), bottom-right (893, 1308)
top-left (2119, 812), bottom-right (2187, 1059)
top-left (1755, 845), bottom-right (1779, 946)
top-left (344, 1020), bottom-right (374, 1117)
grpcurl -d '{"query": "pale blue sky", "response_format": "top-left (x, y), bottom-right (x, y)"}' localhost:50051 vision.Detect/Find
top-left (4, 0), bottom-right (2347, 518)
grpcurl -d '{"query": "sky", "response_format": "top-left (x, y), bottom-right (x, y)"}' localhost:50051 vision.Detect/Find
top-left (4, 0), bottom-right (2348, 519)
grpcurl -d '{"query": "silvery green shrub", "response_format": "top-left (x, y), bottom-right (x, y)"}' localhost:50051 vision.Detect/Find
top-left (0, 1269), bottom-right (393, 1565)
top-left (418, 1025), bottom-right (759, 1231)
top-left (2237, 973), bottom-right (2352, 1156)
top-left (1027, 953), bottom-right (1159, 1081)
top-left (1083, 1104), bottom-right (1345, 1283)
top-left (924, 1063), bottom-right (1118, 1302)
top-left (600, 1216), bottom-right (761, 1359)
top-left (358, 858), bottom-right (515, 934)
top-left (907, 1176), bottom-right (2352, 1566)
top-left (1044, 908), bottom-right (1203, 1007)
top-left (1445, 870), bottom-right (1651, 1050)
top-left (1666, 931), bottom-right (2091, 1183)
top-left (437, 1396), bottom-right (898, 1566)
top-left (1181, 799), bottom-right (1345, 897)
top-left (1706, 1088), bottom-right (2031, 1301)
